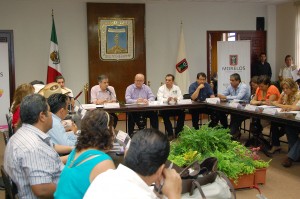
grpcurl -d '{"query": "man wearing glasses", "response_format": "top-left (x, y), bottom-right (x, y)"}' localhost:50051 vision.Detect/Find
top-left (125, 73), bottom-right (158, 136)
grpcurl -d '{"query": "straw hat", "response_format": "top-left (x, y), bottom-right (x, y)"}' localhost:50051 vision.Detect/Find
top-left (38, 82), bottom-right (70, 98)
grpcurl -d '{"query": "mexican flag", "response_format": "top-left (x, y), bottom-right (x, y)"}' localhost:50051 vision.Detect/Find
top-left (47, 15), bottom-right (61, 83)
top-left (175, 24), bottom-right (190, 94)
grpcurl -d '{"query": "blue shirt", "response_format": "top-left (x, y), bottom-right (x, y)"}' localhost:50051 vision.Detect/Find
top-left (125, 84), bottom-right (155, 104)
top-left (189, 82), bottom-right (214, 102)
top-left (48, 114), bottom-right (78, 146)
top-left (54, 149), bottom-right (111, 199)
top-left (222, 82), bottom-right (250, 102)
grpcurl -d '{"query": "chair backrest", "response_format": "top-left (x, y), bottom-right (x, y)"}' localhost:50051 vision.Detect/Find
top-left (183, 94), bottom-right (191, 99)
top-left (1, 165), bottom-right (18, 199)
top-left (2, 131), bottom-right (9, 145)
top-left (5, 114), bottom-right (14, 138)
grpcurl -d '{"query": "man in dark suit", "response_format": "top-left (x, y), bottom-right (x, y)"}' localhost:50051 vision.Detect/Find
top-left (251, 52), bottom-right (272, 78)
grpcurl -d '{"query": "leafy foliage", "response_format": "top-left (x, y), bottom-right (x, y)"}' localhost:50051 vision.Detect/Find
top-left (168, 125), bottom-right (271, 180)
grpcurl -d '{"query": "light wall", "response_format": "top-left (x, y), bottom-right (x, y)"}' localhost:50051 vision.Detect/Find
top-left (276, 2), bottom-right (297, 78)
top-left (0, 0), bottom-right (289, 102)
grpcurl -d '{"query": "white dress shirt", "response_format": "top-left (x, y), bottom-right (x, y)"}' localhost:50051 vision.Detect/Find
top-left (84, 164), bottom-right (159, 199)
top-left (157, 84), bottom-right (183, 103)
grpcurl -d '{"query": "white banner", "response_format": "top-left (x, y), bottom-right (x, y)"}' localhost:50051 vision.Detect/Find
top-left (217, 41), bottom-right (250, 94)
top-left (0, 42), bottom-right (10, 130)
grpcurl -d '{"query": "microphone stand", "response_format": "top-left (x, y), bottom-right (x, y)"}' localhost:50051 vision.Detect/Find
top-left (107, 88), bottom-right (118, 103)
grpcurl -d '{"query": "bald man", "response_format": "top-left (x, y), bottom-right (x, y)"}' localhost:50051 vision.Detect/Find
top-left (125, 74), bottom-right (158, 136)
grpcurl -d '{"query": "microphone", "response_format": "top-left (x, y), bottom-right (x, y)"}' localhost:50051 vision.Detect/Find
top-left (106, 87), bottom-right (118, 103)
top-left (106, 88), bottom-right (112, 95)
top-left (74, 90), bottom-right (83, 100)
top-left (68, 90), bottom-right (82, 114)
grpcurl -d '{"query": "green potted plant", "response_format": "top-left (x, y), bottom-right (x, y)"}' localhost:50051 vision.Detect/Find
top-left (168, 125), bottom-right (270, 189)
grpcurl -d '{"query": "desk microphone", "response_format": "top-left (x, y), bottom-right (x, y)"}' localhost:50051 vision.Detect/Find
top-left (74, 91), bottom-right (83, 100)
top-left (106, 88), bottom-right (112, 95)
top-left (106, 88), bottom-right (118, 102)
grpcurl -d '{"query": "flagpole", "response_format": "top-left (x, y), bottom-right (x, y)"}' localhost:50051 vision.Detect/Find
top-left (47, 9), bottom-right (62, 83)
top-left (175, 21), bottom-right (190, 94)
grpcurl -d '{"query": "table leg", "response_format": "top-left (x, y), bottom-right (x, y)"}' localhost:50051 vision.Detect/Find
top-left (209, 110), bottom-right (219, 127)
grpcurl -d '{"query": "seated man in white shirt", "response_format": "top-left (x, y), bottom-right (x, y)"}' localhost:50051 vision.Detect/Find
top-left (90, 74), bottom-right (118, 128)
top-left (56, 75), bottom-right (75, 110)
top-left (278, 55), bottom-right (300, 81)
top-left (157, 74), bottom-right (185, 140)
top-left (47, 93), bottom-right (78, 146)
top-left (84, 128), bottom-right (182, 199)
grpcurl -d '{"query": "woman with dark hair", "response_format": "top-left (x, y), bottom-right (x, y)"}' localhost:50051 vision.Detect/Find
top-left (268, 79), bottom-right (300, 154)
top-left (11, 83), bottom-right (35, 129)
top-left (54, 109), bottom-right (115, 199)
top-left (250, 76), bottom-right (259, 98)
top-left (250, 75), bottom-right (280, 105)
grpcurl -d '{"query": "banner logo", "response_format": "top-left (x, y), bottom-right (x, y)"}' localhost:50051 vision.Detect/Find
top-left (176, 58), bottom-right (188, 73)
top-left (229, 55), bottom-right (238, 66)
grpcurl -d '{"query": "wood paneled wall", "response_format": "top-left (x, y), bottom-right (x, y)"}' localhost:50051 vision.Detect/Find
top-left (87, 3), bottom-right (146, 102)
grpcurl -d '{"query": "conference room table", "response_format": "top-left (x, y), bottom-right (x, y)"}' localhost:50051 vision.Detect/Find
top-left (101, 101), bottom-right (205, 113)
top-left (101, 101), bottom-right (300, 155)
top-left (207, 102), bottom-right (300, 128)
top-left (101, 101), bottom-right (300, 127)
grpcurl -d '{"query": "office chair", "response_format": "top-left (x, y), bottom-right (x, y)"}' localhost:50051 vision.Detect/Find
top-left (183, 94), bottom-right (204, 127)
top-left (5, 114), bottom-right (14, 139)
top-left (1, 166), bottom-right (18, 199)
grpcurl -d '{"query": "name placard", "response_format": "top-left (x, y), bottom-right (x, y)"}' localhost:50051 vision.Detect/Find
top-left (262, 108), bottom-right (278, 115)
top-left (103, 103), bottom-right (120, 108)
top-left (148, 101), bottom-right (163, 106)
top-left (229, 102), bottom-right (242, 109)
top-left (244, 104), bottom-right (258, 112)
top-left (206, 98), bottom-right (220, 104)
top-left (177, 99), bottom-right (192, 104)
top-left (81, 104), bottom-right (97, 110)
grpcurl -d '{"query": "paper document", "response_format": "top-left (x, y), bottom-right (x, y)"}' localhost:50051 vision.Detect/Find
top-left (275, 108), bottom-right (300, 114)
top-left (258, 105), bottom-right (276, 109)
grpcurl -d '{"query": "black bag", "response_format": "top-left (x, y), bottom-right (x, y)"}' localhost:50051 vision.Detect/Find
top-left (166, 157), bottom-right (236, 199)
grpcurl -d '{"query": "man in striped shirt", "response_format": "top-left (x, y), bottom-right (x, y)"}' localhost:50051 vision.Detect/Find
top-left (4, 94), bottom-right (64, 199)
